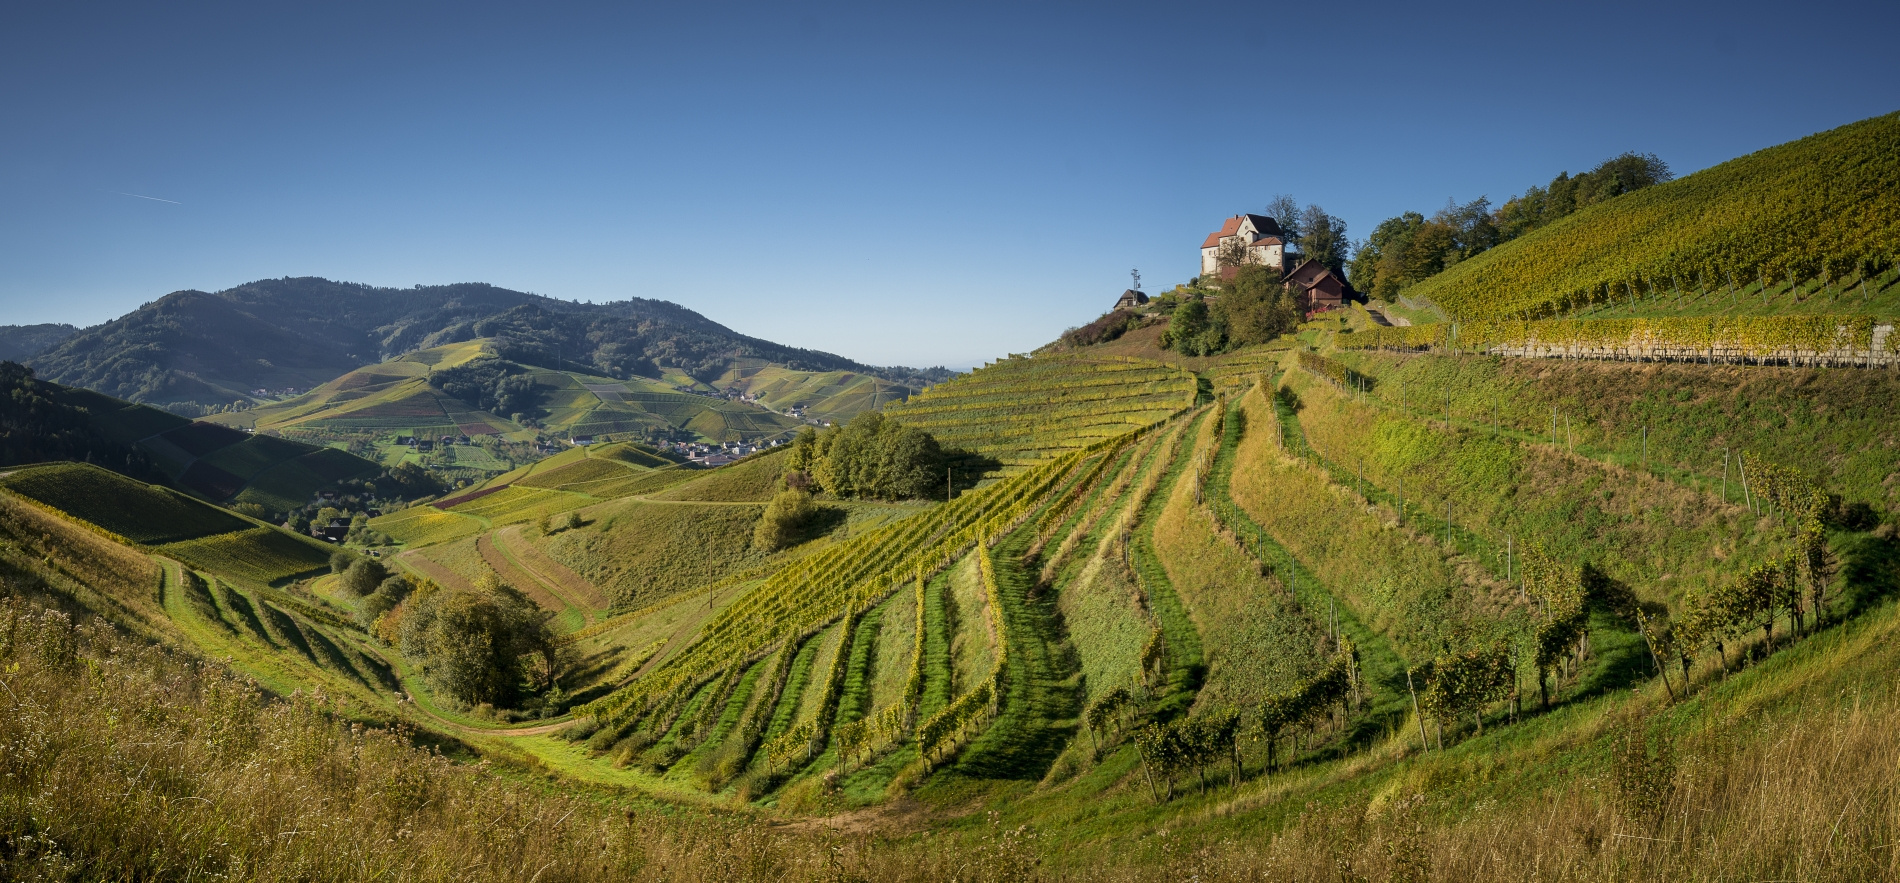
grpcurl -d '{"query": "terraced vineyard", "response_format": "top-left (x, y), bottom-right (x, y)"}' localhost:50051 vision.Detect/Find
top-left (1403, 111), bottom-right (1900, 322)
top-left (881, 353), bottom-right (1198, 469)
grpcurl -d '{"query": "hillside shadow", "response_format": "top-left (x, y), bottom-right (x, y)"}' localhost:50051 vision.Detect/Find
top-left (1836, 532), bottom-right (1899, 620)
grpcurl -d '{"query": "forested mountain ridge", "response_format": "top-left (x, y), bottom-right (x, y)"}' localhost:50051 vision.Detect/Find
top-left (0, 323), bottom-right (78, 362)
top-left (28, 277), bottom-right (950, 411)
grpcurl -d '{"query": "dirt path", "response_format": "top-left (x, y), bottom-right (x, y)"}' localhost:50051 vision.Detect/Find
top-left (496, 526), bottom-right (611, 609)
top-left (404, 698), bottom-right (578, 738)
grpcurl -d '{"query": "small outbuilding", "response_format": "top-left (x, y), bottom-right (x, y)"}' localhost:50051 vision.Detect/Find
top-left (1114, 289), bottom-right (1149, 310)
top-left (1282, 258), bottom-right (1357, 316)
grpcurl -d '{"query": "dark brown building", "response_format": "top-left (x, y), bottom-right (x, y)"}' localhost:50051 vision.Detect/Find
top-left (1283, 258), bottom-right (1356, 317)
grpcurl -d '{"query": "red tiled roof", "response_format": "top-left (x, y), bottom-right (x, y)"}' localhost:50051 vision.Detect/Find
top-left (1201, 214), bottom-right (1289, 248)
top-left (1200, 216), bottom-right (1244, 249)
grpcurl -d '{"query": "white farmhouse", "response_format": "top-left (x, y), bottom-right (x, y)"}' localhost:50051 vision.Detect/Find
top-left (1199, 214), bottom-right (1288, 279)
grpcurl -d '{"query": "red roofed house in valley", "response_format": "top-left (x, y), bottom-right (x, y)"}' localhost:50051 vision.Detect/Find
top-left (1282, 257), bottom-right (1354, 316)
top-left (1200, 214), bottom-right (1287, 279)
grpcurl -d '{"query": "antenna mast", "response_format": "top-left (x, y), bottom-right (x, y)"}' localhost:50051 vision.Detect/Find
top-left (1131, 268), bottom-right (1141, 291)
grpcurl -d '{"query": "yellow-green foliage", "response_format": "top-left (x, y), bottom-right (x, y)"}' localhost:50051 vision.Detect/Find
top-left (883, 353), bottom-right (1196, 468)
top-left (652, 449), bottom-right (786, 502)
top-left (368, 506), bottom-right (483, 546)
top-left (1408, 112), bottom-right (1900, 320)
top-left (587, 438), bottom-right (1118, 734)
top-left (1228, 383), bottom-right (1493, 660)
top-left (1151, 404), bottom-right (1326, 706)
top-left (0, 463), bottom-right (250, 544)
top-left (156, 528), bottom-right (333, 587)
top-left (1280, 366), bottom-right (1781, 608)
top-left (542, 500), bottom-right (763, 607)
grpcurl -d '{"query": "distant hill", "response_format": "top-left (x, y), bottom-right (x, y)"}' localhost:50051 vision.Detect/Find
top-left (0, 323), bottom-right (77, 362)
top-left (0, 361), bottom-right (380, 513)
top-left (1406, 111), bottom-right (1900, 320)
top-left (211, 339), bottom-right (845, 447)
top-left (28, 277), bottom-right (952, 412)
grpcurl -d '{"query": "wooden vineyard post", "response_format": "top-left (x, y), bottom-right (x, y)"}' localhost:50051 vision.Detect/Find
top-left (1722, 447), bottom-right (1729, 502)
top-left (1728, 271), bottom-right (1737, 307)
top-left (1642, 425), bottom-right (1648, 465)
top-left (1406, 668), bottom-right (1428, 752)
top-left (1740, 455), bottom-right (1754, 514)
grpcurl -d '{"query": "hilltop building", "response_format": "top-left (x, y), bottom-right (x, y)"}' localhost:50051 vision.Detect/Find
top-left (1113, 289), bottom-right (1149, 310)
top-left (1199, 214), bottom-right (1287, 279)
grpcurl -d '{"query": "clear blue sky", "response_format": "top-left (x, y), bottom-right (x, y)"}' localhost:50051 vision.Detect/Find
top-left (2, 1), bottom-right (1894, 369)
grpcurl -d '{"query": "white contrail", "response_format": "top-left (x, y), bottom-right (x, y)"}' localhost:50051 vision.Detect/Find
top-left (114, 191), bottom-right (181, 204)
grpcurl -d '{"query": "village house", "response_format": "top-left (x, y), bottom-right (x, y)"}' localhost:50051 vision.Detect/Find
top-left (1282, 258), bottom-right (1356, 316)
top-left (1200, 214), bottom-right (1287, 279)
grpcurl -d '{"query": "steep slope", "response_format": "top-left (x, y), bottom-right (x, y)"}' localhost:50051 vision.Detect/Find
top-left (1404, 111), bottom-right (1900, 321)
top-left (29, 276), bottom-right (942, 411)
top-left (2, 362), bottom-right (380, 510)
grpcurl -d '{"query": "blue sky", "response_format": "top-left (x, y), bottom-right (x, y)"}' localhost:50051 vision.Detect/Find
top-left (2, 1), bottom-right (1894, 369)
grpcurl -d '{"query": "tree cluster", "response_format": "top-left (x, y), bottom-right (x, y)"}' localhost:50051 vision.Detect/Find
top-left (427, 358), bottom-right (543, 420)
top-left (785, 412), bottom-right (953, 501)
top-left (1158, 267), bottom-right (1302, 356)
top-left (379, 573), bottom-right (556, 708)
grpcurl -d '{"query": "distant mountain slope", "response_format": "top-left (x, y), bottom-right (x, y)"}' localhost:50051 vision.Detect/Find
top-left (1407, 111), bottom-right (1900, 320)
top-left (218, 339), bottom-right (809, 445)
top-left (28, 277), bottom-right (943, 411)
top-left (0, 323), bottom-right (78, 362)
top-left (0, 360), bottom-right (379, 512)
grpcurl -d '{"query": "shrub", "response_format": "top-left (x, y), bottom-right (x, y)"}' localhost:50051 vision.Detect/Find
top-left (341, 557), bottom-right (388, 597)
top-left (753, 487), bottom-right (820, 552)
